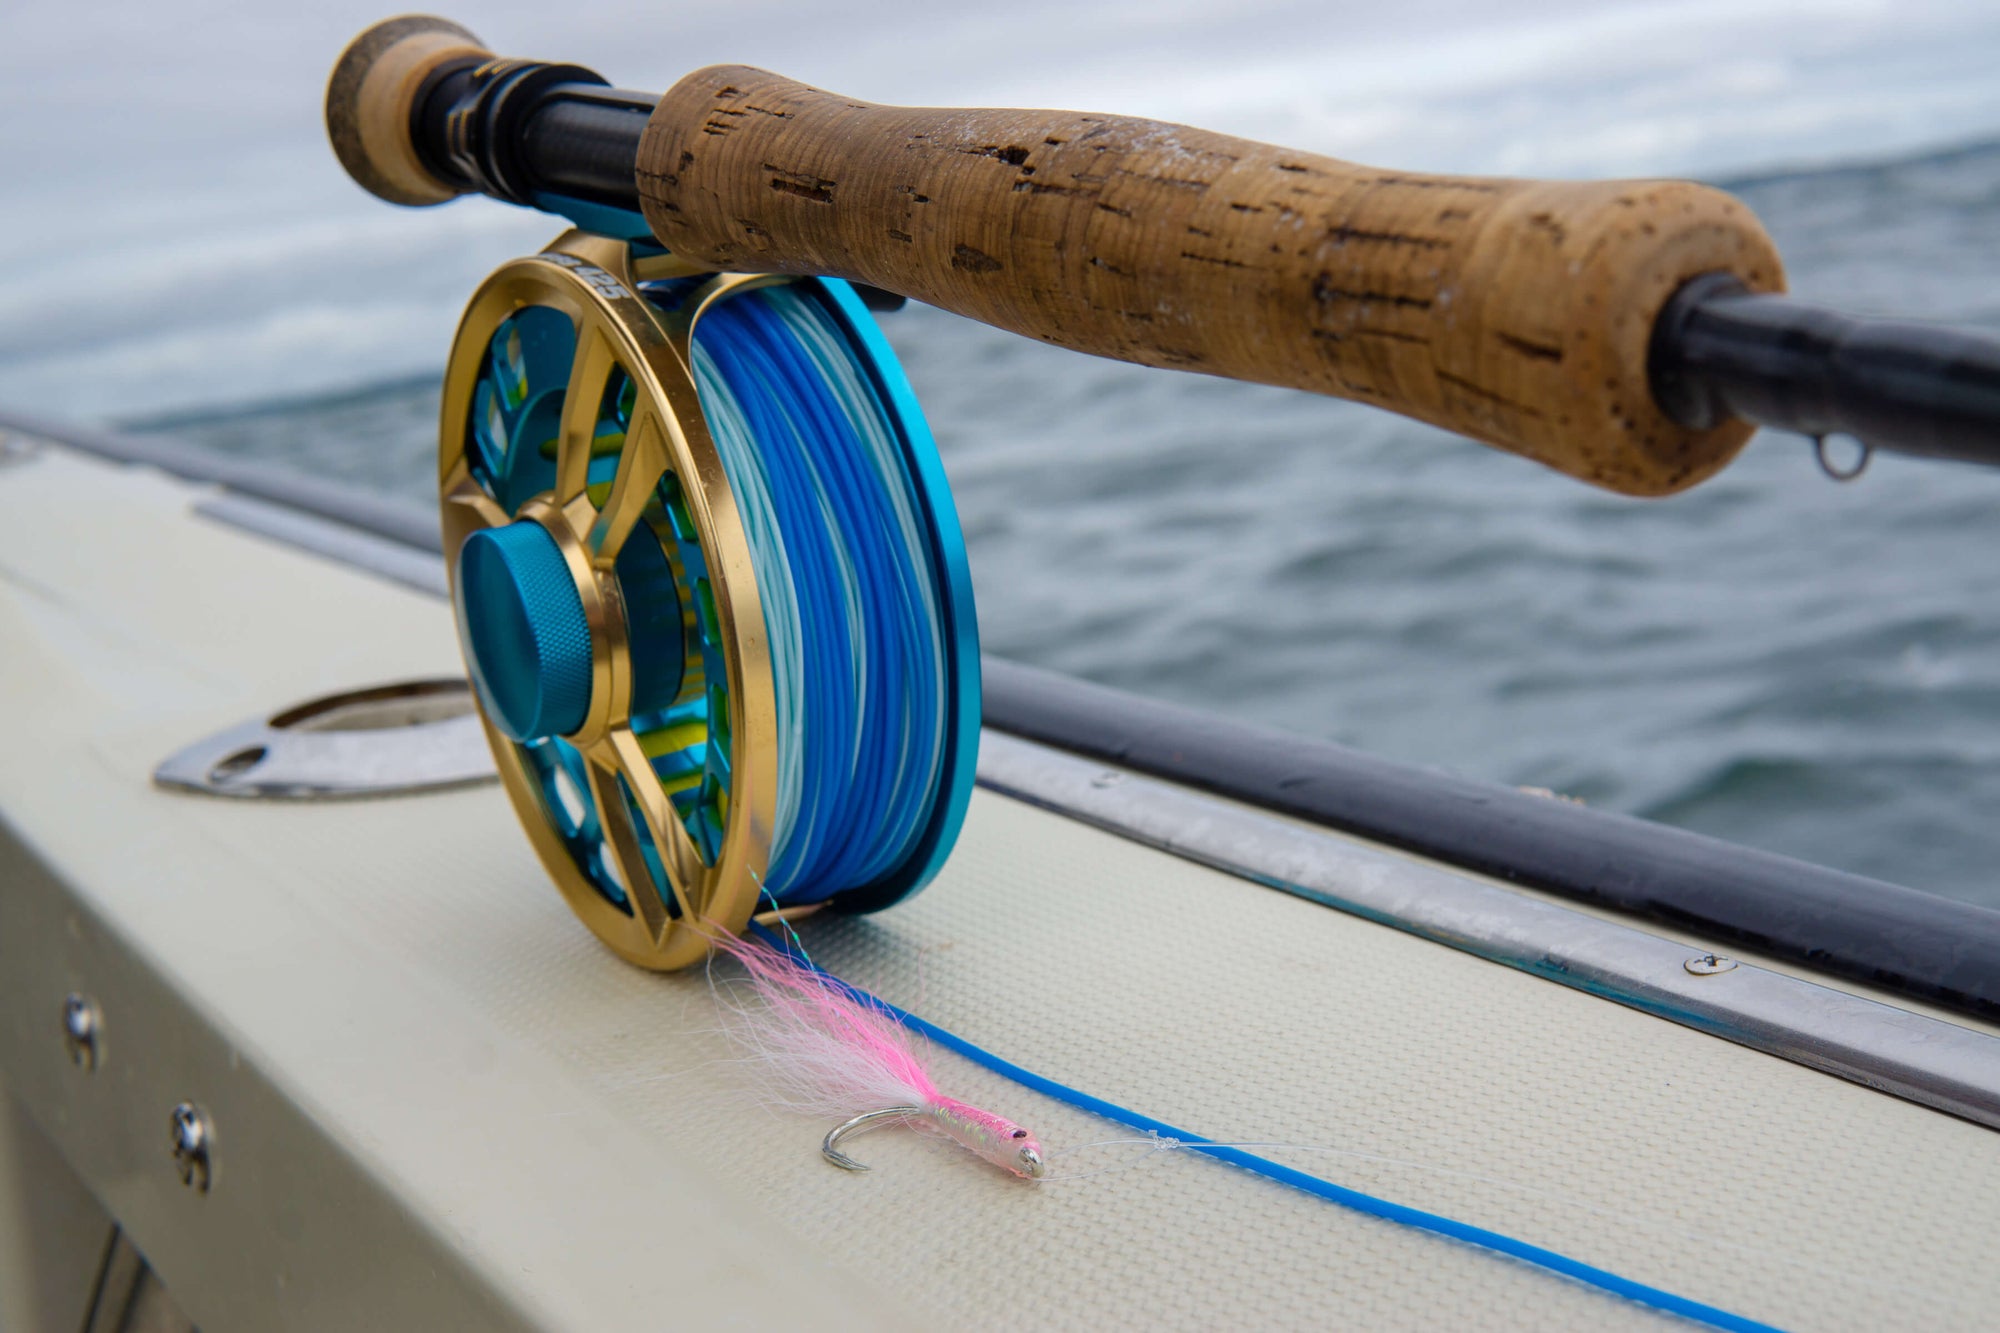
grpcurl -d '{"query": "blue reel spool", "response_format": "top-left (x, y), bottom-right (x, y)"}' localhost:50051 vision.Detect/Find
top-left (438, 233), bottom-right (979, 969)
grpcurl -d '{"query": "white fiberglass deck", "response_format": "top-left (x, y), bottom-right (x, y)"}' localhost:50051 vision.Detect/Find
top-left (3, 439), bottom-right (1998, 1331)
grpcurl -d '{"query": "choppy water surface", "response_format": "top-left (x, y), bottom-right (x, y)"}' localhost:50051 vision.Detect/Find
top-left (136, 144), bottom-right (2000, 908)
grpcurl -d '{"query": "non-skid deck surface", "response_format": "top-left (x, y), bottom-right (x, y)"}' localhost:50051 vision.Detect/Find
top-left (3, 442), bottom-right (1997, 1330)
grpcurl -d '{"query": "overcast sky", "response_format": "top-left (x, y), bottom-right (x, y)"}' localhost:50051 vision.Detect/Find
top-left (5, 0), bottom-right (1999, 419)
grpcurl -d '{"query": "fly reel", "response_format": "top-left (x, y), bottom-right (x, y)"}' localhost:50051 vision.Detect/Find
top-left (441, 231), bottom-right (979, 969)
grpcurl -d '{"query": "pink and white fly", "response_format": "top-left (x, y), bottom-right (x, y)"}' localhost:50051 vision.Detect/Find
top-left (707, 929), bottom-right (1046, 1180)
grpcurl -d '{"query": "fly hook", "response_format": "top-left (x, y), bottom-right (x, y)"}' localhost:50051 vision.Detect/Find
top-left (822, 1106), bottom-right (923, 1171)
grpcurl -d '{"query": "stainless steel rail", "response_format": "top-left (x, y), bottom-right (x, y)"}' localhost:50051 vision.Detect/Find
top-left (979, 731), bottom-right (2000, 1131)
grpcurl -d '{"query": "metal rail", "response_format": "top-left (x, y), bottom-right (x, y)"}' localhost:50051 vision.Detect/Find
top-left (979, 731), bottom-right (2000, 1132)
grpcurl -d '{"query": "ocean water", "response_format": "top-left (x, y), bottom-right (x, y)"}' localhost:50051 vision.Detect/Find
top-left (125, 141), bottom-right (2000, 910)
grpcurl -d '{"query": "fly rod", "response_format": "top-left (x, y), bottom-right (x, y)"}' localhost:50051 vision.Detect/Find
top-left (327, 16), bottom-right (2000, 497)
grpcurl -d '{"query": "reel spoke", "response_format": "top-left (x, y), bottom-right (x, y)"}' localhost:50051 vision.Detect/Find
top-left (442, 470), bottom-right (510, 531)
top-left (581, 742), bottom-right (671, 943)
top-left (586, 403), bottom-right (668, 563)
top-left (600, 727), bottom-right (710, 921)
top-left (554, 318), bottom-right (617, 510)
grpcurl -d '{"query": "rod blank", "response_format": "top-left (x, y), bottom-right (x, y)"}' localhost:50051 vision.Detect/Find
top-left (1653, 273), bottom-right (2000, 469)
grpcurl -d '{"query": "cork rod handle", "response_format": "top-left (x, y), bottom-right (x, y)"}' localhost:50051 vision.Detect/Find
top-left (637, 69), bottom-right (1785, 496)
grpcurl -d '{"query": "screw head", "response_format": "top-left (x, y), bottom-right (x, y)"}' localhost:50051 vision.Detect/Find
top-left (170, 1103), bottom-right (213, 1193)
top-left (1685, 953), bottom-right (1739, 976)
top-left (62, 994), bottom-right (101, 1071)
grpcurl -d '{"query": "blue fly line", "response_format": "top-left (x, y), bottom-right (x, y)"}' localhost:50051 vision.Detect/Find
top-left (691, 286), bottom-right (948, 903)
top-left (747, 923), bottom-right (1784, 1333)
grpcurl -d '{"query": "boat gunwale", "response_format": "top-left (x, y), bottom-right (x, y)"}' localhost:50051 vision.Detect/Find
top-left (10, 406), bottom-right (1998, 1027)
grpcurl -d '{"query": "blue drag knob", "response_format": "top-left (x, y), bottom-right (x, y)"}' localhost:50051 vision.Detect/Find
top-left (456, 521), bottom-right (594, 742)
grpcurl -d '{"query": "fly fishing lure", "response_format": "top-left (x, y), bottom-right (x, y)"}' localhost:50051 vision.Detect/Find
top-left (707, 927), bottom-right (1045, 1180)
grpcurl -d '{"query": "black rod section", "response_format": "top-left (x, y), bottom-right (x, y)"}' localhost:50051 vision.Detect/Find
top-left (518, 88), bottom-right (656, 209)
top-left (1653, 272), bottom-right (2000, 468)
top-left (412, 57), bottom-right (653, 210)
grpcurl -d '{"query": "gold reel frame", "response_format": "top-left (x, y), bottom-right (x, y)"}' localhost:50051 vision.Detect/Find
top-left (440, 232), bottom-right (797, 969)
